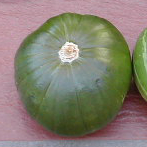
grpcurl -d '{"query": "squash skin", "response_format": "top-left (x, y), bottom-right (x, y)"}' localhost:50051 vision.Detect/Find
top-left (133, 28), bottom-right (147, 101)
top-left (15, 13), bottom-right (132, 136)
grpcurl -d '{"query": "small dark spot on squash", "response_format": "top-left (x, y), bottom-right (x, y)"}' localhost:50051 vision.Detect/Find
top-left (29, 95), bottom-right (35, 99)
top-left (95, 78), bottom-right (100, 87)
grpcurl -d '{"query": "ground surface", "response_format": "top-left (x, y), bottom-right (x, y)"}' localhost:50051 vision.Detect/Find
top-left (0, 0), bottom-right (147, 141)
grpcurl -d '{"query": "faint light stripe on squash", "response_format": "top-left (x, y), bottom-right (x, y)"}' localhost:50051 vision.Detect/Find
top-left (58, 42), bottom-right (79, 63)
top-left (142, 29), bottom-right (147, 53)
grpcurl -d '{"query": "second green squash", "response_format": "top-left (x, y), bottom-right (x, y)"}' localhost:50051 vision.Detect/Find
top-left (133, 28), bottom-right (147, 101)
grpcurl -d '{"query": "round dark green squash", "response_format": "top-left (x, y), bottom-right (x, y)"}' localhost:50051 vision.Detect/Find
top-left (15, 13), bottom-right (132, 137)
top-left (133, 28), bottom-right (147, 101)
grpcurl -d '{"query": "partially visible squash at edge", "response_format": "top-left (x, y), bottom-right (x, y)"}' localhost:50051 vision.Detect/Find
top-left (133, 28), bottom-right (147, 101)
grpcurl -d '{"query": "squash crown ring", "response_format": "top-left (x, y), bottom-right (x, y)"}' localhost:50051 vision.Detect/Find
top-left (58, 42), bottom-right (79, 63)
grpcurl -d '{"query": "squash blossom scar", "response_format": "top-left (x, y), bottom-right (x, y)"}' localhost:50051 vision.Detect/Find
top-left (58, 42), bottom-right (79, 63)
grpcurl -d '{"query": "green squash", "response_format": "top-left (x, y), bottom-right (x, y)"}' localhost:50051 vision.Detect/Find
top-left (133, 28), bottom-right (147, 101)
top-left (15, 13), bottom-right (132, 136)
